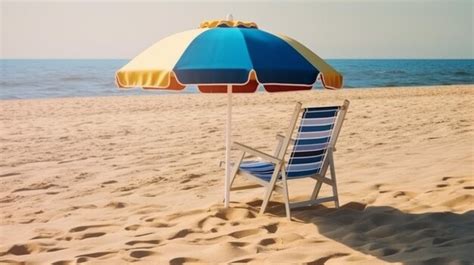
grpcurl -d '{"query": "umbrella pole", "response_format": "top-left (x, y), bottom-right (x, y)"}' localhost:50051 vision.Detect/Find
top-left (224, 84), bottom-right (232, 208)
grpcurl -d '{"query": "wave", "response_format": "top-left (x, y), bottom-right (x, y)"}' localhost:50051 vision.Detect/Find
top-left (453, 71), bottom-right (472, 76)
top-left (386, 70), bottom-right (407, 74)
top-left (373, 70), bottom-right (407, 75)
top-left (59, 76), bottom-right (102, 82)
top-left (0, 80), bottom-right (38, 88)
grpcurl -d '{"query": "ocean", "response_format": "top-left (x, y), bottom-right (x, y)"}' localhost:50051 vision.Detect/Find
top-left (0, 59), bottom-right (472, 100)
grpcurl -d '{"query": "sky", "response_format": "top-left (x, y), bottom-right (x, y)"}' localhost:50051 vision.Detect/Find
top-left (1, 0), bottom-right (473, 59)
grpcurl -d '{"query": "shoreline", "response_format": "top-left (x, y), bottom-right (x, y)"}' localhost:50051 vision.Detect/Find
top-left (0, 84), bottom-right (472, 102)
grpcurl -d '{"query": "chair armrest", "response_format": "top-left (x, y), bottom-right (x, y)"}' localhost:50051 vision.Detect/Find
top-left (233, 142), bottom-right (281, 164)
top-left (276, 133), bottom-right (296, 145)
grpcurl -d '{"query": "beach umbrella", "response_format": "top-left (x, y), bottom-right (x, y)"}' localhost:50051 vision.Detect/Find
top-left (115, 16), bottom-right (343, 207)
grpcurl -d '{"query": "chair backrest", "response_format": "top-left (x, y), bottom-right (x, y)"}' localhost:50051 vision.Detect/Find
top-left (285, 100), bottom-right (349, 178)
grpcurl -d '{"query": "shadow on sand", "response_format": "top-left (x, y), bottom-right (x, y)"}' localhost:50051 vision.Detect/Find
top-left (259, 201), bottom-right (474, 265)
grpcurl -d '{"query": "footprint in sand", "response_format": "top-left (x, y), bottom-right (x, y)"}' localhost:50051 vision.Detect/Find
top-left (65, 224), bottom-right (114, 240)
top-left (102, 180), bottom-right (117, 185)
top-left (169, 257), bottom-right (201, 265)
top-left (441, 176), bottom-right (471, 183)
top-left (143, 216), bottom-right (171, 224)
top-left (180, 185), bottom-right (198, 191)
top-left (3, 243), bottom-right (42, 256)
top-left (246, 199), bottom-right (280, 209)
top-left (105, 201), bottom-right (127, 208)
top-left (69, 224), bottom-right (111, 233)
top-left (179, 173), bottom-right (202, 184)
top-left (168, 229), bottom-right (194, 240)
top-left (259, 238), bottom-right (279, 246)
top-left (75, 251), bottom-right (116, 259)
top-left (142, 193), bottom-right (157, 197)
top-left (164, 209), bottom-right (207, 222)
top-left (125, 224), bottom-right (140, 231)
top-left (229, 228), bottom-right (263, 239)
top-left (393, 191), bottom-right (406, 198)
top-left (195, 216), bottom-right (226, 232)
top-left (214, 208), bottom-right (256, 221)
top-left (306, 253), bottom-right (349, 265)
top-left (229, 258), bottom-right (254, 263)
top-left (125, 240), bottom-right (160, 246)
top-left (0, 195), bottom-right (20, 203)
top-left (263, 223), bottom-right (278, 233)
top-left (129, 250), bottom-right (155, 258)
top-left (134, 232), bottom-right (154, 238)
top-left (76, 232), bottom-right (106, 240)
top-left (258, 232), bottom-right (304, 247)
top-left (13, 183), bottom-right (63, 193)
top-left (46, 248), bottom-right (66, 253)
top-left (51, 260), bottom-right (74, 265)
top-left (0, 173), bottom-right (20, 178)
top-left (228, 241), bottom-right (250, 247)
top-left (376, 247), bottom-right (399, 256)
top-left (31, 229), bottom-right (63, 240)
top-left (441, 194), bottom-right (474, 208)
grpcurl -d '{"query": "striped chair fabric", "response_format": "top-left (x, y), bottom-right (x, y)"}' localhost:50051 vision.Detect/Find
top-left (239, 106), bottom-right (340, 181)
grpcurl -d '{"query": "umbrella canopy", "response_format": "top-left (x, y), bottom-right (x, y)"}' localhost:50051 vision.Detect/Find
top-left (115, 18), bottom-right (343, 208)
top-left (116, 19), bottom-right (343, 91)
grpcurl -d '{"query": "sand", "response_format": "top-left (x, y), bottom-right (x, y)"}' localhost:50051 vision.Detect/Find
top-left (0, 85), bottom-right (473, 265)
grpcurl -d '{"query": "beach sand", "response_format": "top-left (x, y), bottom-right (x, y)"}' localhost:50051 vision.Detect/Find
top-left (0, 85), bottom-right (473, 264)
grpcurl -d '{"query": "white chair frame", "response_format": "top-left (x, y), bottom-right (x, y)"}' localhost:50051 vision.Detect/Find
top-left (229, 100), bottom-right (350, 220)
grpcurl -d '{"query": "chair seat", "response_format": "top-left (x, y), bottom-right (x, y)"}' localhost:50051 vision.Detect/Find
top-left (239, 160), bottom-right (311, 181)
top-left (239, 161), bottom-right (277, 181)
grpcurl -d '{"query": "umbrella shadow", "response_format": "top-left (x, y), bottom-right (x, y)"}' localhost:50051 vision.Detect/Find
top-left (261, 201), bottom-right (474, 264)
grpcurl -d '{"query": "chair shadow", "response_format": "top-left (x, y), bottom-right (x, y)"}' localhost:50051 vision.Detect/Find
top-left (257, 201), bottom-right (474, 265)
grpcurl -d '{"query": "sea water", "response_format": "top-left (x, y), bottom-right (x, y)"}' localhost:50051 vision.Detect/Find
top-left (0, 59), bottom-right (472, 100)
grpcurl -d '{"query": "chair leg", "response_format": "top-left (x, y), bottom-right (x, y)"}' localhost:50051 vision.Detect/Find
top-left (260, 163), bottom-right (281, 215)
top-left (229, 151), bottom-right (245, 188)
top-left (224, 151), bottom-right (245, 203)
top-left (281, 167), bottom-right (291, 220)
top-left (310, 180), bottom-right (323, 200)
top-left (328, 152), bottom-right (340, 208)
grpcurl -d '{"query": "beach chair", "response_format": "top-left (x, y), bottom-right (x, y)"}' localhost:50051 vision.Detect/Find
top-left (229, 100), bottom-right (350, 220)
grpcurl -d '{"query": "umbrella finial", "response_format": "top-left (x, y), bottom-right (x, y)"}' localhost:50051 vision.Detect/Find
top-left (226, 14), bottom-right (233, 21)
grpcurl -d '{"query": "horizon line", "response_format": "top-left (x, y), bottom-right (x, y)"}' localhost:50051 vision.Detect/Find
top-left (1, 58), bottom-right (473, 60)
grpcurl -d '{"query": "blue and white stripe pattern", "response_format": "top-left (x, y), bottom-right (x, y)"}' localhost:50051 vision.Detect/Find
top-left (239, 106), bottom-right (340, 181)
